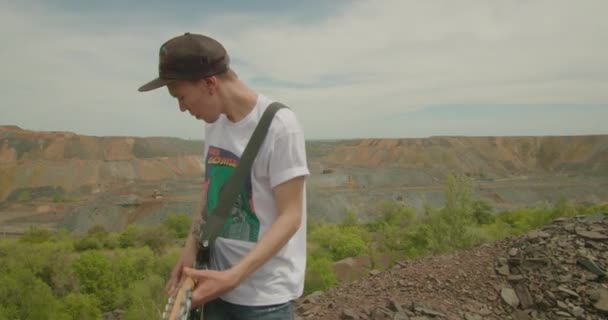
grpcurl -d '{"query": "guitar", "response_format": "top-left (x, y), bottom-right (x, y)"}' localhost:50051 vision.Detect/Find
top-left (161, 276), bottom-right (196, 320)
top-left (162, 242), bottom-right (210, 320)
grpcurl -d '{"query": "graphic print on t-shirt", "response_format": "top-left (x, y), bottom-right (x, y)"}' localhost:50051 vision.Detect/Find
top-left (205, 146), bottom-right (259, 242)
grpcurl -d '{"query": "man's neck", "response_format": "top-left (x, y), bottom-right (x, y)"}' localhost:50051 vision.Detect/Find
top-left (221, 81), bottom-right (258, 123)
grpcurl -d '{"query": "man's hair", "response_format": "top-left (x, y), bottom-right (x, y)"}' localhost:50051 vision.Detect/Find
top-left (216, 68), bottom-right (238, 81)
top-left (189, 68), bottom-right (237, 85)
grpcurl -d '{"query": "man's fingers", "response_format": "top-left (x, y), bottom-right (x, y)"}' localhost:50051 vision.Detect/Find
top-left (164, 268), bottom-right (183, 296)
top-left (182, 267), bottom-right (205, 279)
top-left (190, 280), bottom-right (211, 307)
top-left (164, 278), bottom-right (177, 296)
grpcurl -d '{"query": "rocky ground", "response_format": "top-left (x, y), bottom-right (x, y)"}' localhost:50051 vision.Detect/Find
top-left (295, 213), bottom-right (608, 320)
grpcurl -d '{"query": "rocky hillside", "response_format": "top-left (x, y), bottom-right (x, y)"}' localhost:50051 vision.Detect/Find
top-left (307, 136), bottom-right (608, 223)
top-left (4, 127), bottom-right (607, 203)
top-left (0, 125), bottom-right (204, 201)
top-left (295, 213), bottom-right (608, 320)
top-left (315, 136), bottom-right (608, 176)
top-left (2, 125), bottom-right (608, 234)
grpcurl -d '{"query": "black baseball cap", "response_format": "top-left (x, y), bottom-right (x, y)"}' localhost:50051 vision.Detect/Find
top-left (138, 32), bottom-right (230, 92)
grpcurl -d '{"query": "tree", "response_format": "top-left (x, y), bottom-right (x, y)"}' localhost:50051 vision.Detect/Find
top-left (20, 226), bottom-right (53, 244)
top-left (73, 251), bottom-right (119, 310)
top-left (163, 213), bottom-right (192, 239)
top-left (472, 200), bottom-right (495, 225)
top-left (341, 209), bottom-right (358, 227)
top-left (553, 194), bottom-right (576, 218)
top-left (0, 268), bottom-right (67, 320)
top-left (304, 255), bottom-right (337, 294)
top-left (61, 293), bottom-right (102, 320)
top-left (121, 275), bottom-right (166, 320)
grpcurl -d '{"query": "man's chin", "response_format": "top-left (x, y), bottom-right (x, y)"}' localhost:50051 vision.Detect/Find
top-left (197, 115), bottom-right (219, 123)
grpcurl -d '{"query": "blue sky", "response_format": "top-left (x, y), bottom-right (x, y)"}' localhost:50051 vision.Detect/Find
top-left (1, 0), bottom-right (607, 140)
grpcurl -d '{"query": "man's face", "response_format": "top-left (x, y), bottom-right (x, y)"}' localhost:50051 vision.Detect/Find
top-left (167, 79), bottom-right (221, 123)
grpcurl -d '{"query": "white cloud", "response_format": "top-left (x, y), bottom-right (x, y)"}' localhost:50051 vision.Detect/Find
top-left (0, 0), bottom-right (607, 139)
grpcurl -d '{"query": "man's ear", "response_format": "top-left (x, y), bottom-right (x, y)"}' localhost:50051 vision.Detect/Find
top-left (202, 77), bottom-right (218, 95)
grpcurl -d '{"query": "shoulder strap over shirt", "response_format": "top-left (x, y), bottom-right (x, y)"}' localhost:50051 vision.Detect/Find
top-left (199, 101), bottom-right (287, 245)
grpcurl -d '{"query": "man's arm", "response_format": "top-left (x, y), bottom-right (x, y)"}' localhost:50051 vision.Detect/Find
top-left (165, 183), bottom-right (207, 296)
top-left (182, 175), bottom-right (306, 306)
top-left (230, 175), bottom-right (305, 282)
top-left (182, 183), bottom-right (207, 260)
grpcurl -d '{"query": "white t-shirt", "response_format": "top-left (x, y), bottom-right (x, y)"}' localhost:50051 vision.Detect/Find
top-left (202, 93), bottom-right (309, 306)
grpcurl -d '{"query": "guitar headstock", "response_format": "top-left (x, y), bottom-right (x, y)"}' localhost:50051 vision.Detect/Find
top-left (162, 276), bottom-right (195, 320)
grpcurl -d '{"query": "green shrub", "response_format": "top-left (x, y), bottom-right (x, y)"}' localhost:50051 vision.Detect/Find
top-left (341, 209), bottom-right (358, 227)
top-left (140, 225), bottom-right (173, 255)
top-left (118, 225), bottom-right (141, 248)
top-left (74, 236), bottom-right (103, 251)
top-left (60, 293), bottom-right (102, 320)
top-left (121, 275), bottom-right (166, 320)
top-left (20, 226), bottom-right (53, 244)
top-left (118, 224), bottom-right (172, 254)
top-left (113, 247), bottom-right (155, 288)
top-left (310, 224), bottom-right (369, 261)
top-left (304, 255), bottom-right (337, 294)
top-left (0, 268), bottom-right (67, 320)
top-left (472, 200), bottom-right (495, 225)
top-left (73, 251), bottom-right (119, 310)
top-left (163, 213), bottom-right (192, 239)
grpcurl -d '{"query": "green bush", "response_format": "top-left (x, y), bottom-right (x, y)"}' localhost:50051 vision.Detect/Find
top-left (163, 213), bottom-right (192, 239)
top-left (140, 225), bottom-right (173, 255)
top-left (152, 247), bottom-right (181, 278)
top-left (304, 255), bottom-right (337, 294)
top-left (118, 224), bottom-right (172, 254)
top-left (113, 247), bottom-right (155, 289)
top-left (381, 200), bottom-right (415, 227)
top-left (73, 251), bottom-right (119, 310)
top-left (74, 236), bottom-right (103, 251)
top-left (578, 202), bottom-right (608, 215)
top-left (0, 268), bottom-right (67, 320)
top-left (121, 274), bottom-right (166, 320)
top-left (103, 233), bottom-right (120, 249)
top-left (310, 224), bottom-right (369, 261)
top-left (75, 226), bottom-right (120, 251)
top-left (472, 200), bottom-right (495, 225)
top-left (60, 293), bottom-right (102, 320)
top-left (553, 194), bottom-right (577, 218)
top-left (20, 226), bottom-right (53, 244)
top-left (341, 209), bottom-right (358, 227)
top-left (118, 225), bottom-right (141, 248)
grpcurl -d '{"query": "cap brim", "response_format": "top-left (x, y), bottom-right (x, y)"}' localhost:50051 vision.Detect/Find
top-left (137, 77), bottom-right (175, 92)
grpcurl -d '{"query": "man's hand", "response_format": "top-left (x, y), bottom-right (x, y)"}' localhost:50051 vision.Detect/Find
top-left (182, 267), bottom-right (241, 307)
top-left (164, 252), bottom-right (196, 297)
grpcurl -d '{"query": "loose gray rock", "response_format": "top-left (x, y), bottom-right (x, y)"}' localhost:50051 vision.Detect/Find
top-left (501, 287), bottom-right (520, 308)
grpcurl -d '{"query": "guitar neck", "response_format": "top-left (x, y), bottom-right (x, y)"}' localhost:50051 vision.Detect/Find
top-left (166, 276), bottom-right (196, 320)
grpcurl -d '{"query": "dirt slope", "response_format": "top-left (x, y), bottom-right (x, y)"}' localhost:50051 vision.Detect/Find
top-left (318, 136), bottom-right (608, 175)
top-left (2, 125), bottom-right (608, 234)
top-left (0, 125), bottom-right (204, 201)
top-left (295, 214), bottom-right (608, 320)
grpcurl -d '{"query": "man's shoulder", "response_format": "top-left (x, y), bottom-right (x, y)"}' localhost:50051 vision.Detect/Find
top-left (260, 97), bottom-right (302, 136)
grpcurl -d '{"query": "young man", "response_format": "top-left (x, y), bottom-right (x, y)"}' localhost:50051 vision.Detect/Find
top-left (138, 32), bottom-right (309, 319)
